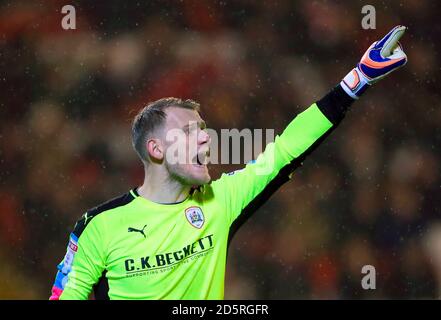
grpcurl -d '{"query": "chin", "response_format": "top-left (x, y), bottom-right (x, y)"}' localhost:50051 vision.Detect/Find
top-left (169, 164), bottom-right (211, 187)
top-left (190, 171), bottom-right (211, 186)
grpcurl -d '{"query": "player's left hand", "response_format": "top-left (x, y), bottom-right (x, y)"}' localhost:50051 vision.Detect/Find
top-left (341, 25), bottom-right (408, 99)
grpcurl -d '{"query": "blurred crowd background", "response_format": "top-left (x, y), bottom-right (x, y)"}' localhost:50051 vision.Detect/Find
top-left (1, 0), bottom-right (440, 299)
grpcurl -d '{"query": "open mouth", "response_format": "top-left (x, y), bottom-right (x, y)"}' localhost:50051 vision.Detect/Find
top-left (194, 151), bottom-right (210, 167)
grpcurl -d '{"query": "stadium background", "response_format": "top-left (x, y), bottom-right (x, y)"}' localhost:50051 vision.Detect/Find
top-left (1, 0), bottom-right (441, 299)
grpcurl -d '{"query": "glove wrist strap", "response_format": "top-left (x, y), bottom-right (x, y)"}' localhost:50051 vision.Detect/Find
top-left (340, 67), bottom-right (370, 100)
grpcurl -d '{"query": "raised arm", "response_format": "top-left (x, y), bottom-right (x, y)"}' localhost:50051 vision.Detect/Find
top-left (210, 26), bottom-right (408, 236)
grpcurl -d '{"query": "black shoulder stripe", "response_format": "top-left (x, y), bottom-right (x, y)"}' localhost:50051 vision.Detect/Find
top-left (228, 126), bottom-right (337, 247)
top-left (72, 191), bottom-right (135, 238)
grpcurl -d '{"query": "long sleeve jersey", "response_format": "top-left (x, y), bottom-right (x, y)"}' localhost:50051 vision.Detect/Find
top-left (50, 85), bottom-right (354, 300)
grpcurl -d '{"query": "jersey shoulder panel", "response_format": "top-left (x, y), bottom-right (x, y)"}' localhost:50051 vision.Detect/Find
top-left (72, 191), bottom-right (136, 238)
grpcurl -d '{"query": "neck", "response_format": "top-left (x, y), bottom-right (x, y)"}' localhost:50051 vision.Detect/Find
top-left (137, 165), bottom-right (191, 204)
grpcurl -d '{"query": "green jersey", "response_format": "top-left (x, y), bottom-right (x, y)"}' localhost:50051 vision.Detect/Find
top-left (50, 86), bottom-right (353, 300)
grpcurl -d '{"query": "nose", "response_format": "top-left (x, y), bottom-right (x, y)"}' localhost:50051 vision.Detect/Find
top-left (198, 129), bottom-right (211, 146)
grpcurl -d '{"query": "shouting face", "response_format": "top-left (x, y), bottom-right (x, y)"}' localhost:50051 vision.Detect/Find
top-left (160, 106), bottom-right (211, 186)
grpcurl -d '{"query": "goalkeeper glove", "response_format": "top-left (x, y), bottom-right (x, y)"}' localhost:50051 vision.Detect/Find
top-left (341, 25), bottom-right (408, 99)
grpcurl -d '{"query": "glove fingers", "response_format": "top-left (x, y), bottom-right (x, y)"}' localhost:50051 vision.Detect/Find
top-left (378, 25), bottom-right (407, 57)
top-left (375, 25), bottom-right (405, 48)
top-left (387, 48), bottom-right (407, 62)
top-left (385, 42), bottom-right (407, 61)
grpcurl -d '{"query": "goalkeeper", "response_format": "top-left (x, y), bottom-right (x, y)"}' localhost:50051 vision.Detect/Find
top-left (50, 26), bottom-right (408, 300)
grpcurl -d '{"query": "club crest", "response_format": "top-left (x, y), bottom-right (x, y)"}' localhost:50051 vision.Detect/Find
top-left (185, 206), bottom-right (205, 229)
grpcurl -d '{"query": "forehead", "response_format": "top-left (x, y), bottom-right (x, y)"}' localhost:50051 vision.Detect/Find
top-left (164, 106), bottom-right (203, 128)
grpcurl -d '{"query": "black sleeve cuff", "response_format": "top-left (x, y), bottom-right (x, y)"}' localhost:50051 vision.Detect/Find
top-left (316, 84), bottom-right (355, 125)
